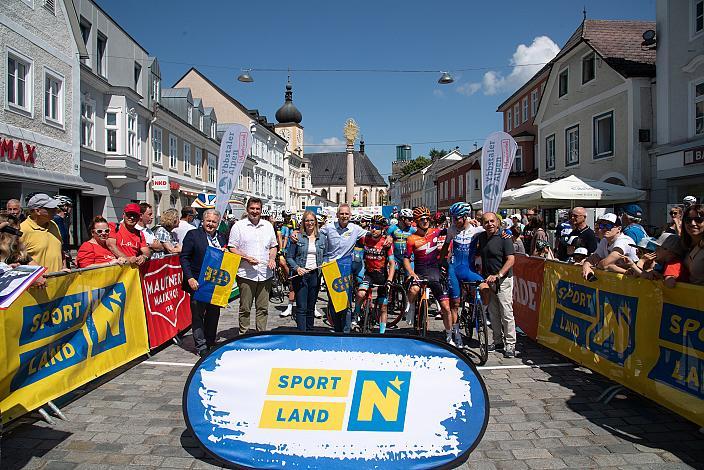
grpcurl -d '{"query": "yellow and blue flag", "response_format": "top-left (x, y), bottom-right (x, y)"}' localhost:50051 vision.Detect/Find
top-left (194, 247), bottom-right (241, 307)
top-left (321, 255), bottom-right (353, 313)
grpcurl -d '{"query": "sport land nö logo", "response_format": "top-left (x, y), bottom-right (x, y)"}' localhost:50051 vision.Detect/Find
top-left (259, 368), bottom-right (411, 432)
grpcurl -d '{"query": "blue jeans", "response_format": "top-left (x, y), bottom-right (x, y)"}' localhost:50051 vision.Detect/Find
top-left (292, 270), bottom-right (320, 331)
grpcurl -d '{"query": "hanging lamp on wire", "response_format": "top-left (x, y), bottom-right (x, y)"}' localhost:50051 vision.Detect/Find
top-left (437, 71), bottom-right (454, 84)
top-left (237, 69), bottom-right (254, 83)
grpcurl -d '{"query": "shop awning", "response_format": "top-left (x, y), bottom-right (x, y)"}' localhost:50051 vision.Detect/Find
top-left (0, 162), bottom-right (92, 190)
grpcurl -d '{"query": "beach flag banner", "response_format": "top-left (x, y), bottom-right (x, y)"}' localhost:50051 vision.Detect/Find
top-left (215, 124), bottom-right (251, 216)
top-left (481, 131), bottom-right (517, 214)
top-left (321, 255), bottom-right (353, 313)
top-left (193, 247), bottom-right (241, 307)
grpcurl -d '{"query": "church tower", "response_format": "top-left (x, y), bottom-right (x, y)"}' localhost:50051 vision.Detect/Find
top-left (274, 81), bottom-right (308, 211)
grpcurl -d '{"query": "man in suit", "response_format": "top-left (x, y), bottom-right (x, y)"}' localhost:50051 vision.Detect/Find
top-left (180, 209), bottom-right (227, 357)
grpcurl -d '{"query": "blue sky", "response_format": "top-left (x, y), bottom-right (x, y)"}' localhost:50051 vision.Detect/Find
top-left (96, 0), bottom-right (655, 180)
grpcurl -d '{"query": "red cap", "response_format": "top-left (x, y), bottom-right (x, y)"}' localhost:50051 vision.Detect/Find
top-left (123, 203), bottom-right (141, 214)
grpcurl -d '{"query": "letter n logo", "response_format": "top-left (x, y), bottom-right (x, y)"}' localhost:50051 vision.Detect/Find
top-left (85, 283), bottom-right (127, 356)
top-left (347, 370), bottom-right (410, 432)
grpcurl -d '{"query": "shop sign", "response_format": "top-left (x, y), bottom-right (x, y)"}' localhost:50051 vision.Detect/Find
top-left (169, 182), bottom-right (180, 190)
top-left (684, 146), bottom-right (704, 166)
top-left (152, 176), bottom-right (169, 191)
top-left (0, 137), bottom-right (36, 165)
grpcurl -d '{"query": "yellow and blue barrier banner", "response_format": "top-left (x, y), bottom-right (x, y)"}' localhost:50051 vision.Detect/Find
top-left (193, 247), bottom-right (241, 307)
top-left (537, 262), bottom-right (704, 427)
top-left (321, 255), bottom-right (353, 313)
top-left (0, 265), bottom-right (149, 423)
top-left (184, 332), bottom-right (489, 469)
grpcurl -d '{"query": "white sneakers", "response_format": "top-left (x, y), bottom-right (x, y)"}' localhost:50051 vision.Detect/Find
top-left (280, 304), bottom-right (293, 317)
top-left (453, 328), bottom-right (464, 348)
top-left (314, 309), bottom-right (323, 319)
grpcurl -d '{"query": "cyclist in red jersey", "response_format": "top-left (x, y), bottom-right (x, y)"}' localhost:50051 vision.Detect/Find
top-left (404, 207), bottom-right (455, 346)
top-left (354, 215), bottom-right (395, 333)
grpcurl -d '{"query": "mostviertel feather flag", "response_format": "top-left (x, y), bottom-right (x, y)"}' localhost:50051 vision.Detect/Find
top-left (320, 255), bottom-right (353, 313)
top-left (215, 124), bottom-right (251, 216)
top-left (194, 247), bottom-right (241, 307)
top-left (481, 131), bottom-right (517, 214)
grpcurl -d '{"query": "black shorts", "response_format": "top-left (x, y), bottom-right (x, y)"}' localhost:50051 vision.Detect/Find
top-left (359, 270), bottom-right (389, 298)
top-left (413, 267), bottom-right (448, 301)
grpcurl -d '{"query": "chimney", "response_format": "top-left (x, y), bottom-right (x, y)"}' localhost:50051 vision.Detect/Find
top-left (359, 139), bottom-right (365, 154)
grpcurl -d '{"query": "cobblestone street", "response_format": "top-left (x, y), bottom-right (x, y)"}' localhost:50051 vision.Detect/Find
top-left (2, 296), bottom-right (703, 470)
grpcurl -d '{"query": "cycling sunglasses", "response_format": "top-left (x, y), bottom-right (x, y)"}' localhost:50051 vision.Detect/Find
top-left (370, 224), bottom-right (384, 230)
top-left (418, 216), bottom-right (430, 222)
top-left (685, 215), bottom-right (704, 224)
top-left (596, 222), bottom-right (615, 231)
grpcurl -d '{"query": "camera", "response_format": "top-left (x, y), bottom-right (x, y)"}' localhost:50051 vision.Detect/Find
top-left (0, 225), bottom-right (22, 237)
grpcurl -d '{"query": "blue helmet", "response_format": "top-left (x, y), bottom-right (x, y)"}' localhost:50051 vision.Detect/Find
top-left (449, 202), bottom-right (472, 218)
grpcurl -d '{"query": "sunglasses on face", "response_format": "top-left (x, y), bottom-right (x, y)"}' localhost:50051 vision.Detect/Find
top-left (94, 229), bottom-right (110, 234)
top-left (597, 222), bottom-right (615, 230)
top-left (418, 217), bottom-right (430, 222)
top-left (670, 211), bottom-right (680, 216)
top-left (371, 225), bottom-right (384, 230)
top-left (304, 219), bottom-right (316, 223)
top-left (124, 213), bottom-right (140, 219)
top-left (453, 215), bottom-right (465, 221)
top-left (685, 216), bottom-right (704, 224)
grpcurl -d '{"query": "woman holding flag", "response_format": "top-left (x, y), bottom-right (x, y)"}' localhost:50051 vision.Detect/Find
top-left (286, 210), bottom-right (326, 331)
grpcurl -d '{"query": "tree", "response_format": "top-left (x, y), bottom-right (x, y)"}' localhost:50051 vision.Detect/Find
top-left (401, 156), bottom-right (431, 176)
top-left (428, 148), bottom-right (450, 160)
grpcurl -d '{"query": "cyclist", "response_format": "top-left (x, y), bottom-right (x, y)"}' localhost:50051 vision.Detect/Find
top-left (404, 206), bottom-right (454, 345)
top-left (354, 215), bottom-right (395, 334)
top-left (388, 208), bottom-right (415, 318)
top-left (441, 202), bottom-right (485, 347)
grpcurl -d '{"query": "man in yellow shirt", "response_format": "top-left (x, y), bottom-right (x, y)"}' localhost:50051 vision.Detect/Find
top-left (20, 194), bottom-right (66, 273)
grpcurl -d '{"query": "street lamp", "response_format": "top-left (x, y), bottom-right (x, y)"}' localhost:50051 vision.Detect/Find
top-left (438, 71), bottom-right (454, 84)
top-left (237, 69), bottom-right (254, 83)
top-left (343, 118), bottom-right (359, 205)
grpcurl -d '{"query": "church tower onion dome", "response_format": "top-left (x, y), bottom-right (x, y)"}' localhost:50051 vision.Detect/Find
top-left (275, 82), bottom-right (302, 124)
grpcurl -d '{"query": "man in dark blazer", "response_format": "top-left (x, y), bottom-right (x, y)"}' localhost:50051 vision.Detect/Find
top-left (180, 209), bottom-right (228, 357)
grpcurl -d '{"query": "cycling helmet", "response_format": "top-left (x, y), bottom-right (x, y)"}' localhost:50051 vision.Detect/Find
top-left (282, 209), bottom-right (292, 217)
top-left (413, 206), bottom-right (431, 220)
top-left (449, 202), bottom-right (472, 218)
top-left (261, 208), bottom-right (271, 217)
top-left (316, 214), bottom-right (325, 223)
top-left (274, 215), bottom-right (283, 223)
top-left (54, 195), bottom-right (73, 207)
top-left (683, 195), bottom-right (698, 207)
top-left (371, 215), bottom-right (388, 227)
top-left (399, 208), bottom-right (413, 219)
top-left (390, 217), bottom-right (398, 226)
top-left (350, 214), bottom-right (362, 223)
top-left (362, 214), bottom-right (372, 222)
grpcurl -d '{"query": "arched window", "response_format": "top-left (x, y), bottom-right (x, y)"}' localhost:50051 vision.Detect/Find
top-left (362, 189), bottom-right (369, 206)
top-left (321, 189), bottom-right (328, 199)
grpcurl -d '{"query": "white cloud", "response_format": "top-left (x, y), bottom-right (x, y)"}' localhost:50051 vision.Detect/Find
top-left (432, 89), bottom-right (446, 98)
top-left (304, 136), bottom-right (346, 152)
top-left (457, 36), bottom-right (560, 97)
top-left (456, 82), bottom-right (481, 96)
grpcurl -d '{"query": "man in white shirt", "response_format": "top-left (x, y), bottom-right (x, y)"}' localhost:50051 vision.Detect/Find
top-left (135, 202), bottom-right (162, 254)
top-left (228, 197), bottom-right (278, 335)
top-left (172, 207), bottom-right (197, 244)
top-left (582, 213), bottom-right (638, 279)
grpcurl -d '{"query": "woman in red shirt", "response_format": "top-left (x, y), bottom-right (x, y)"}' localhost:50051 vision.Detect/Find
top-left (77, 216), bottom-right (127, 268)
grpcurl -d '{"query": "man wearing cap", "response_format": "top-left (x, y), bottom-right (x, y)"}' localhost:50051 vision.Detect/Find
top-left (620, 204), bottom-right (647, 245)
top-left (107, 203), bottom-right (150, 265)
top-left (581, 213), bottom-right (638, 279)
top-left (568, 207), bottom-right (598, 254)
top-left (20, 194), bottom-right (67, 273)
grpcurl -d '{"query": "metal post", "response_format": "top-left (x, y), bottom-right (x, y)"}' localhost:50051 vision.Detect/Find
top-left (37, 407), bottom-right (56, 425)
top-left (46, 400), bottom-right (68, 421)
top-left (346, 143), bottom-right (354, 204)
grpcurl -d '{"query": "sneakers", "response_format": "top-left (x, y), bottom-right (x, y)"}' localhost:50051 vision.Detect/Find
top-left (453, 329), bottom-right (464, 348)
top-left (351, 320), bottom-right (359, 331)
top-left (503, 345), bottom-right (516, 358)
top-left (445, 334), bottom-right (456, 347)
top-left (280, 304), bottom-right (293, 317)
top-left (314, 309), bottom-right (323, 318)
top-left (488, 343), bottom-right (504, 352)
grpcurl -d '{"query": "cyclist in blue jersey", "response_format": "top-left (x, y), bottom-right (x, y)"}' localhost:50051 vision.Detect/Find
top-left (440, 202), bottom-right (485, 347)
top-left (388, 208), bottom-right (416, 269)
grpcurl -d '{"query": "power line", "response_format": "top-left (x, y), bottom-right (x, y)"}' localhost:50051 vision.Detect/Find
top-left (305, 138), bottom-right (486, 147)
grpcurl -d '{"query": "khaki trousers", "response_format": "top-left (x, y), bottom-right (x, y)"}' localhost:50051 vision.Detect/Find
top-left (487, 276), bottom-right (516, 346)
top-left (237, 276), bottom-right (272, 335)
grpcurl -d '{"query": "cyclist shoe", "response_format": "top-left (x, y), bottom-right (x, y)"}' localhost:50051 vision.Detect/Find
top-left (503, 345), bottom-right (516, 358)
top-left (280, 304), bottom-right (293, 317)
top-left (453, 329), bottom-right (464, 348)
top-left (488, 343), bottom-right (504, 352)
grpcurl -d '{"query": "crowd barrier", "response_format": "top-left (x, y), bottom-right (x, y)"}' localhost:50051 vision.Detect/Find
top-left (0, 255), bottom-right (192, 424)
top-left (514, 257), bottom-right (704, 427)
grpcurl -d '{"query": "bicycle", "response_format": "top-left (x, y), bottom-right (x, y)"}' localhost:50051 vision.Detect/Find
top-left (269, 263), bottom-right (287, 304)
top-left (459, 281), bottom-right (489, 364)
top-left (385, 270), bottom-right (408, 329)
top-left (410, 278), bottom-right (430, 337)
top-left (357, 283), bottom-right (386, 334)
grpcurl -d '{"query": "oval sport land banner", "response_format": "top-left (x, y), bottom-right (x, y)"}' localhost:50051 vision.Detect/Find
top-left (183, 333), bottom-right (489, 469)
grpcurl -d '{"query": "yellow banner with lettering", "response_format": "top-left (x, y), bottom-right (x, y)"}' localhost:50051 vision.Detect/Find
top-left (0, 265), bottom-right (149, 423)
top-left (537, 262), bottom-right (704, 427)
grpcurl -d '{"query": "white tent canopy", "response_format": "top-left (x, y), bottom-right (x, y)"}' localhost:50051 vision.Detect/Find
top-left (511, 175), bottom-right (646, 208)
top-left (472, 179), bottom-right (549, 209)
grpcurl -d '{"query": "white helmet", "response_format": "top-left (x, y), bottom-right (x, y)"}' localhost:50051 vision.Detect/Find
top-left (274, 215), bottom-right (283, 222)
top-left (54, 195), bottom-right (73, 207)
top-left (399, 208), bottom-right (413, 218)
top-left (261, 208), bottom-right (271, 217)
top-left (683, 195), bottom-right (697, 207)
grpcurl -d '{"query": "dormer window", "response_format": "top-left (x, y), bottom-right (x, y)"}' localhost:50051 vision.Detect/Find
top-left (187, 104), bottom-right (193, 125)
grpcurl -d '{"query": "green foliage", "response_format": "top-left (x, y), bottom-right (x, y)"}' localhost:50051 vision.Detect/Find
top-left (428, 148), bottom-right (450, 160)
top-left (401, 156), bottom-right (432, 176)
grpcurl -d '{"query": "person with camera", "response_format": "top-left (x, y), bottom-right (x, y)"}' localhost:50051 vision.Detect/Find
top-left (0, 214), bottom-right (47, 287)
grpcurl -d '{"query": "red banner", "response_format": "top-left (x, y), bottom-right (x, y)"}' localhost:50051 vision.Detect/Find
top-left (140, 255), bottom-right (191, 349)
top-left (511, 255), bottom-right (544, 340)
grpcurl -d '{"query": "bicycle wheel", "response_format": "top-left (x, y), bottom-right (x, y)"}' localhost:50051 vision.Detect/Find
top-left (460, 300), bottom-right (473, 341)
top-left (362, 297), bottom-right (372, 334)
top-left (417, 298), bottom-right (428, 337)
top-left (386, 283), bottom-right (407, 327)
top-left (474, 299), bottom-right (489, 365)
top-left (270, 271), bottom-right (284, 304)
